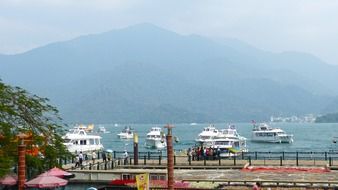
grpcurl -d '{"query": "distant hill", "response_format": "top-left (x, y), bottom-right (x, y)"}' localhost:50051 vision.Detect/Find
top-left (0, 23), bottom-right (337, 123)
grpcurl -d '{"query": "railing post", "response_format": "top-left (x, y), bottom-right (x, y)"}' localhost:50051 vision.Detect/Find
top-left (296, 152), bottom-right (299, 166)
top-left (113, 151), bottom-right (116, 159)
top-left (282, 151), bottom-right (285, 160)
top-left (148, 152), bottom-right (151, 160)
top-left (105, 162), bottom-right (107, 170)
top-left (130, 157), bottom-right (132, 165)
top-left (98, 151), bottom-right (100, 160)
top-left (233, 156), bottom-right (236, 166)
top-left (218, 156), bottom-right (221, 166)
top-left (280, 156), bottom-right (283, 166)
top-left (329, 157), bottom-right (332, 166)
top-left (325, 152), bottom-right (327, 161)
top-left (144, 155), bottom-right (147, 165)
top-left (89, 163), bottom-right (92, 170)
top-left (255, 152), bottom-right (258, 160)
top-left (111, 160), bottom-right (114, 169)
top-left (159, 155), bottom-right (161, 165)
top-left (204, 156), bottom-right (206, 166)
top-left (249, 156), bottom-right (251, 166)
top-left (189, 156), bottom-right (191, 166)
top-left (174, 155), bottom-right (176, 166)
top-left (97, 162), bottom-right (100, 170)
top-left (242, 152), bottom-right (245, 160)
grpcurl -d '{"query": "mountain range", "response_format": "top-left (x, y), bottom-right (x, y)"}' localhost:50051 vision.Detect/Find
top-left (1, 23), bottom-right (338, 123)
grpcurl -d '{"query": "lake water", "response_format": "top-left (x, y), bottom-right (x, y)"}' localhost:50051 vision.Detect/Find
top-left (90, 123), bottom-right (338, 153)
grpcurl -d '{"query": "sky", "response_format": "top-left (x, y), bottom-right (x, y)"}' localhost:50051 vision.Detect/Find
top-left (1, 0), bottom-right (338, 65)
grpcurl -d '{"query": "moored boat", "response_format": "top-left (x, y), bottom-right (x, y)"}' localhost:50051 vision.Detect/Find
top-left (212, 124), bottom-right (247, 157)
top-left (145, 127), bottom-right (166, 149)
top-left (251, 123), bottom-right (293, 143)
top-left (62, 128), bottom-right (103, 153)
top-left (117, 126), bottom-right (134, 139)
top-left (195, 124), bottom-right (219, 146)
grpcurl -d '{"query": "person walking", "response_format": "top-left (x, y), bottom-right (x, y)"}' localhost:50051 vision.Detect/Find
top-left (75, 155), bottom-right (80, 168)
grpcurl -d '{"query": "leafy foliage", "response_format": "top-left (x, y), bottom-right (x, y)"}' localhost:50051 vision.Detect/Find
top-left (0, 80), bottom-right (70, 177)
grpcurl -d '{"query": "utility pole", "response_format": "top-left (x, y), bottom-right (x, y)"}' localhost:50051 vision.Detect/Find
top-left (164, 124), bottom-right (174, 190)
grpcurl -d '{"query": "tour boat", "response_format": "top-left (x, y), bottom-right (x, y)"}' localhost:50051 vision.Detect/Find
top-left (97, 126), bottom-right (110, 133)
top-left (62, 128), bottom-right (104, 153)
top-left (117, 126), bottom-right (134, 139)
top-left (145, 127), bottom-right (166, 149)
top-left (212, 124), bottom-right (248, 157)
top-left (251, 123), bottom-right (293, 143)
top-left (195, 124), bottom-right (219, 146)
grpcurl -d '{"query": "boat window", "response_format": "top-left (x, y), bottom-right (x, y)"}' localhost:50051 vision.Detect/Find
top-left (89, 139), bottom-right (95, 145)
top-left (64, 139), bottom-right (71, 143)
top-left (80, 140), bottom-right (87, 145)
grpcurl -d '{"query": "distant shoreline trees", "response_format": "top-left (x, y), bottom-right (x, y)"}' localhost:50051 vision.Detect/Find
top-left (315, 113), bottom-right (338, 123)
top-left (0, 80), bottom-right (69, 177)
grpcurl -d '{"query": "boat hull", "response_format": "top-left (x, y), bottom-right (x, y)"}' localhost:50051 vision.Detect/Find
top-left (145, 139), bottom-right (166, 149)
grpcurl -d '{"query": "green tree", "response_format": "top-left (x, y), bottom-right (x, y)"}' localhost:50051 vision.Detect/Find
top-left (0, 80), bottom-right (70, 177)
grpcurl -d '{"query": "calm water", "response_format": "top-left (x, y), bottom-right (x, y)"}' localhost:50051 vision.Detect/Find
top-left (89, 123), bottom-right (338, 153)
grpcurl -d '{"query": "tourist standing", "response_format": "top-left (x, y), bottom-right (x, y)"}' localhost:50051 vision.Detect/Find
top-left (102, 152), bottom-right (107, 162)
top-left (252, 182), bottom-right (261, 190)
top-left (79, 151), bottom-right (84, 166)
top-left (92, 151), bottom-right (96, 164)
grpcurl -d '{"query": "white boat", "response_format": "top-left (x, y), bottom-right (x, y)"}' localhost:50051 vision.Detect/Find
top-left (72, 124), bottom-right (95, 133)
top-left (62, 128), bottom-right (104, 153)
top-left (97, 126), bottom-right (110, 133)
top-left (145, 127), bottom-right (166, 149)
top-left (251, 123), bottom-right (293, 143)
top-left (117, 126), bottom-right (134, 139)
top-left (195, 124), bottom-right (219, 146)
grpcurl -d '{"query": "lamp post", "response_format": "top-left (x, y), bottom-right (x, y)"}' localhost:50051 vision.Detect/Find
top-left (133, 133), bottom-right (138, 165)
top-left (164, 124), bottom-right (174, 190)
top-left (17, 133), bottom-right (28, 190)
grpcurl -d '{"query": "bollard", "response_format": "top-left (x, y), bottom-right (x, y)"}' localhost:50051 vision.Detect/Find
top-left (249, 156), bottom-right (251, 166)
top-left (280, 156), bottom-right (283, 166)
top-left (233, 156), bottom-right (236, 166)
top-left (144, 155), bottom-right (147, 165)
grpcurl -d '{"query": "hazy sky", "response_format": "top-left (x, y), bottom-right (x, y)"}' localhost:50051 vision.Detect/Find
top-left (1, 0), bottom-right (338, 65)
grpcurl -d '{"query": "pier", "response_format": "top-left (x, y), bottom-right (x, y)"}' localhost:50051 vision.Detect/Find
top-left (60, 150), bottom-right (338, 189)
